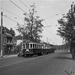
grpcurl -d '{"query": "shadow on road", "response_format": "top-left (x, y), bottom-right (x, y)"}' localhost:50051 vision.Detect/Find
top-left (59, 52), bottom-right (70, 55)
top-left (54, 56), bottom-right (72, 60)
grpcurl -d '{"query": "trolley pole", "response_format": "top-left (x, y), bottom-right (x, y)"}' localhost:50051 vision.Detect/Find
top-left (1, 12), bottom-right (3, 58)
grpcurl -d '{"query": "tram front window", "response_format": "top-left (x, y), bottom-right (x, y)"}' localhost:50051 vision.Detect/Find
top-left (26, 43), bottom-right (29, 49)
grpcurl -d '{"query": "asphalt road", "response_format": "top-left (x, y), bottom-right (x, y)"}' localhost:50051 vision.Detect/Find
top-left (0, 50), bottom-right (75, 75)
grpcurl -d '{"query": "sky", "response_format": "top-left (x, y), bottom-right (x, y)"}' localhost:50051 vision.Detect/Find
top-left (0, 0), bottom-right (75, 45)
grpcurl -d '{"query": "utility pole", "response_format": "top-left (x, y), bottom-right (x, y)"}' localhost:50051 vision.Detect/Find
top-left (1, 12), bottom-right (3, 57)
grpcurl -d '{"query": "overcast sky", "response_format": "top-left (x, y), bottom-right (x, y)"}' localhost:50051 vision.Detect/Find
top-left (0, 0), bottom-right (75, 45)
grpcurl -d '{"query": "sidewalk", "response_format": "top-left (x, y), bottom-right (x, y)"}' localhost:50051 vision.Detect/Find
top-left (64, 53), bottom-right (75, 75)
top-left (0, 54), bottom-right (17, 59)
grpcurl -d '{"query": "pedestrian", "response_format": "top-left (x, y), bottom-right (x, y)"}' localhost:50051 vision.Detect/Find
top-left (71, 38), bottom-right (75, 60)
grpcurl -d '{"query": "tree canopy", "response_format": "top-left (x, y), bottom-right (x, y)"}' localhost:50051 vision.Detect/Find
top-left (17, 3), bottom-right (43, 43)
top-left (57, 3), bottom-right (75, 52)
top-left (57, 4), bottom-right (75, 43)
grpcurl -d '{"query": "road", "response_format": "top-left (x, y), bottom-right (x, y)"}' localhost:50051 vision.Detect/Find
top-left (0, 50), bottom-right (75, 75)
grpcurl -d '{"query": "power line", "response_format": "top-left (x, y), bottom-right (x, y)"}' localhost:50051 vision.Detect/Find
top-left (3, 14), bottom-right (59, 42)
top-left (36, 13), bottom-right (60, 42)
top-left (36, 9), bottom-right (69, 43)
top-left (19, 0), bottom-right (30, 10)
top-left (3, 14), bottom-right (60, 44)
top-left (43, 26), bottom-right (59, 41)
top-left (2, 14), bottom-right (50, 28)
top-left (44, 9), bottom-right (69, 20)
top-left (6, 0), bottom-right (66, 43)
top-left (0, 7), bottom-right (24, 20)
top-left (44, 14), bottom-right (58, 20)
top-left (43, 26), bottom-right (51, 27)
top-left (3, 15), bottom-right (18, 23)
top-left (43, 21), bottom-right (60, 43)
top-left (3, 15), bottom-right (56, 43)
top-left (3, 14), bottom-right (23, 25)
top-left (9, 0), bottom-right (27, 14)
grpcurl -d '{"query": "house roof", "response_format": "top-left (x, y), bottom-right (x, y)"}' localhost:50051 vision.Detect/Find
top-left (0, 26), bottom-right (15, 37)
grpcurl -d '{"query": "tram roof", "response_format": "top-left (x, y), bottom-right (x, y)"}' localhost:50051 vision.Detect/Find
top-left (23, 40), bottom-right (54, 46)
top-left (23, 40), bottom-right (42, 45)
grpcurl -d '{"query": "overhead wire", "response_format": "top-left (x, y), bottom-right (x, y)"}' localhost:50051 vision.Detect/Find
top-left (44, 8), bottom-right (69, 20)
top-left (38, 9), bottom-right (69, 43)
top-left (15, 0), bottom-right (57, 42)
top-left (2, 14), bottom-right (60, 43)
top-left (43, 21), bottom-right (60, 41)
top-left (3, 14), bottom-right (23, 26)
top-left (0, 7), bottom-right (24, 20)
top-left (9, 0), bottom-right (27, 14)
top-left (2, 1), bottom-right (69, 44)
top-left (18, 1), bottom-right (63, 43)
top-left (36, 12), bottom-right (60, 42)
top-left (44, 14), bottom-right (58, 20)
top-left (19, 0), bottom-right (30, 10)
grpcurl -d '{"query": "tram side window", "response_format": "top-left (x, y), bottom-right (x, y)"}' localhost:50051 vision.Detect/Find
top-left (35, 44), bottom-right (36, 48)
top-left (38, 45), bottom-right (39, 49)
top-left (34, 44), bottom-right (35, 48)
top-left (37, 44), bottom-right (38, 48)
top-left (30, 44), bottom-right (32, 49)
top-left (23, 44), bottom-right (25, 49)
top-left (39, 45), bottom-right (40, 48)
top-left (33, 44), bottom-right (35, 48)
top-left (26, 43), bottom-right (29, 48)
top-left (36, 44), bottom-right (38, 48)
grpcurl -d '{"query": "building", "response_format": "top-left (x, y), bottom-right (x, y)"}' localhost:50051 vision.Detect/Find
top-left (0, 26), bottom-right (16, 55)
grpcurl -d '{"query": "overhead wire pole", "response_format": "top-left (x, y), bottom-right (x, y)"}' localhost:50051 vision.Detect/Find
top-left (1, 12), bottom-right (3, 58)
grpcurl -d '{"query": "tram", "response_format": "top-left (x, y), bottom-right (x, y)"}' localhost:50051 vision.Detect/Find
top-left (18, 41), bottom-right (55, 57)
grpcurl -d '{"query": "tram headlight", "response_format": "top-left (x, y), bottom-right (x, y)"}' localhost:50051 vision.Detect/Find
top-left (26, 49), bottom-right (29, 52)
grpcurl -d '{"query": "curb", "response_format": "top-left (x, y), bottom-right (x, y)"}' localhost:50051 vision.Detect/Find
top-left (0, 54), bottom-right (17, 59)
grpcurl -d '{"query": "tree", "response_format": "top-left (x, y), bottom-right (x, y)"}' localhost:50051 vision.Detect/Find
top-left (57, 3), bottom-right (75, 52)
top-left (17, 3), bottom-right (43, 42)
